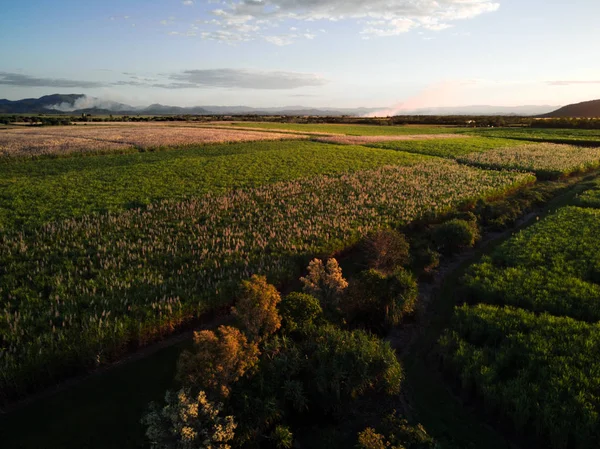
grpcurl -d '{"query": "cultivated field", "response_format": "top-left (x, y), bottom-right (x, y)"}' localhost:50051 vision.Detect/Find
top-left (226, 121), bottom-right (462, 136)
top-left (0, 125), bottom-right (301, 157)
top-left (457, 143), bottom-right (600, 178)
top-left (2, 122), bottom-right (600, 449)
top-left (440, 186), bottom-right (600, 449)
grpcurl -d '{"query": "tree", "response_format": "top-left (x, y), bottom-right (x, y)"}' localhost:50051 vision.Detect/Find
top-left (300, 258), bottom-right (348, 306)
top-left (142, 389), bottom-right (236, 449)
top-left (232, 275), bottom-right (282, 342)
top-left (176, 326), bottom-right (260, 398)
top-left (278, 292), bottom-right (323, 332)
top-left (363, 229), bottom-right (410, 273)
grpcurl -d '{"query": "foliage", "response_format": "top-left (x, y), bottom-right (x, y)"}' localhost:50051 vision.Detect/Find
top-left (0, 160), bottom-right (532, 398)
top-left (457, 143), bottom-right (600, 179)
top-left (356, 412), bottom-right (436, 449)
top-left (439, 304), bottom-right (600, 449)
top-left (300, 258), bottom-right (349, 307)
top-left (362, 229), bottom-right (410, 273)
top-left (270, 426), bottom-right (294, 449)
top-left (345, 268), bottom-right (418, 331)
top-left (232, 275), bottom-right (281, 342)
top-left (278, 292), bottom-right (323, 332)
top-left (176, 326), bottom-right (259, 398)
top-left (432, 218), bottom-right (480, 254)
top-left (141, 389), bottom-right (236, 449)
top-left (302, 325), bottom-right (403, 409)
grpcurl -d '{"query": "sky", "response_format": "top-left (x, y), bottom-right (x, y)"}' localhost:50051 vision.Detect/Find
top-left (1, 0), bottom-right (600, 112)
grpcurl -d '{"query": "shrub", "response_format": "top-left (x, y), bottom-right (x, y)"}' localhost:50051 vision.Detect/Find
top-left (279, 292), bottom-right (323, 332)
top-left (363, 229), bottom-right (410, 272)
top-left (432, 219), bottom-right (479, 254)
top-left (176, 326), bottom-right (260, 398)
top-left (233, 275), bottom-right (282, 342)
top-left (346, 268), bottom-right (418, 331)
top-left (357, 428), bottom-right (387, 449)
top-left (357, 412), bottom-right (436, 449)
top-left (141, 389), bottom-right (236, 449)
top-left (270, 426), bottom-right (294, 449)
top-left (300, 258), bottom-right (348, 306)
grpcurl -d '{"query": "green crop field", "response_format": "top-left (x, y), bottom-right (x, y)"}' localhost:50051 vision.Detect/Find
top-left (440, 181), bottom-right (600, 449)
top-left (228, 122), bottom-right (461, 136)
top-left (0, 140), bottom-right (429, 230)
top-left (469, 127), bottom-right (600, 145)
top-left (439, 304), bottom-right (600, 449)
top-left (366, 137), bottom-right (529, 158)
top-left (0, 156), bottom-right (532, 400)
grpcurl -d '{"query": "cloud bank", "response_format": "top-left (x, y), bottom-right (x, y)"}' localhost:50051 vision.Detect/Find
top-left (203, 0), bottom-right (500, 44)
top-left (0, 69), bottom-right (327, 91)
top-left (0, 72), bottom-right (105, 89)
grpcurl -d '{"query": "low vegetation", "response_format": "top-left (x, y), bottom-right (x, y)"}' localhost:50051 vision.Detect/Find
top-left (457, 143), bottom-right (600, 179)
top-left (0, 126), bottom-right (299, 158)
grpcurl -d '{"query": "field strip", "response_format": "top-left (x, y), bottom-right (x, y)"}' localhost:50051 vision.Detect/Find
top-left (0, 126), bottom-right (305, 157)
top-left (313, 134), bottom-right (471, 145)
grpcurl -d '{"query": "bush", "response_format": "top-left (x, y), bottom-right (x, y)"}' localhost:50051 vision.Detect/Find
top-left (176, 326), bottom-right (260, 398)
top-left (432, 219), bottom-right (479, 254)
top-left (362, 229), bottom-right (410, 272)
top-left (233, 275), bottom-right (282, 342)
top-left (142, 389), bottom-right (236, 449)
top-left (345, 268), bottom-right (418, 331)
top-left (279, 292), bottom-right (323, 332)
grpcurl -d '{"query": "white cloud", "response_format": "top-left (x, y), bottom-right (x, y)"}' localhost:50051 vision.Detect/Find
top-left (203, 0), bottom-right (500, 43)
top-left (182, 0), bottom-right (194, 5)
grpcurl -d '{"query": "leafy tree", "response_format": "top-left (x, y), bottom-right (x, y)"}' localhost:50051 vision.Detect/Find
top-left (300, 258), bottom-right (348, 306)
top-left (176, 326), bottom-right (260, 398)
top-left (278, 292), bottom-right (323, 332)
top-left (270, 426), bottom-right (294, 448)
top-left (346, 268), bottom-right (418, 331)
top-left (142, 389), bottom-right (236, 449)
top-left (233, 275), bottom-right (282, 342)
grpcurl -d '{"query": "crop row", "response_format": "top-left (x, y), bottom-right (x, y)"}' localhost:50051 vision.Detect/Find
top-left (469, 127), bottom-right (600, 145)
top-left (0, 160), bottom-right (533, 399)
top-left (457, 143), bottom-right (600, 179)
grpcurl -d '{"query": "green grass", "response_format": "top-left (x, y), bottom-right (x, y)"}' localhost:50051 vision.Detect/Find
top-left (468, 127), bottom-right (600, 145)
top-left (228, 122), bottom-right (460, 136)
top-left (366, 137), bottom-right (528, 158)
top-left (0, 140), bottom-right (428, 230)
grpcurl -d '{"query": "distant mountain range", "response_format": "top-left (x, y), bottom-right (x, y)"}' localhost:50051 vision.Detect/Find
top-left (0, 94), bottom-right (381, 117)
top-left (542, 99), bottom-right (600, 118)
top-left (0, 94), bottom-right (596, 117)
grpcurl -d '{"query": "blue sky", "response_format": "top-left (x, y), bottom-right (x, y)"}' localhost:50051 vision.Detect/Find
top-left (1, 0), bottom-right (600, 110)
